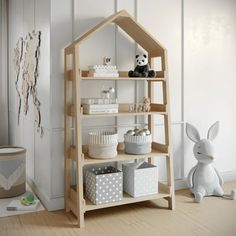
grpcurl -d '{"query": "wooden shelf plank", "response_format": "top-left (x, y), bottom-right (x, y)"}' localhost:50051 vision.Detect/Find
top-left (80, 76), bottom-right (165, 82)
top-left (83, 146), bottom-right (168, 165)
top-left (84, 183), bottom-right (170, 212)
top-left (82, 111), bottom-right (167, 118)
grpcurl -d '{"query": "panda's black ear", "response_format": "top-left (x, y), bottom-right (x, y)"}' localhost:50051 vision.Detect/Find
top-left (135, 55), bottom-right (139, 58)
top-left (143, 54), bottom-right (147, 58)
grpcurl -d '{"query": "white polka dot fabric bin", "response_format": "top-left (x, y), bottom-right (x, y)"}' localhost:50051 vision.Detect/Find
top-left (122, 161), bottom-right (158, 197)
top-left (85, 166), bottom-right (123, 205)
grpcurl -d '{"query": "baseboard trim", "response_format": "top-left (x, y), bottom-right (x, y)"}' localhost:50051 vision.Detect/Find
top-left (174, 170), bottom-right (236, 190)
top-left (27, 177), bottom-right (64, 211)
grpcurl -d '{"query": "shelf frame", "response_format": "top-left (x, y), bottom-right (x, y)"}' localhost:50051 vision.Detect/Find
top-left (64, 9), bottom-right (175, 228)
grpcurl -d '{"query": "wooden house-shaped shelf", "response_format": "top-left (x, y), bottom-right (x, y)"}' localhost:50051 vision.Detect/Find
top-left (64, 10), bottom-right (175, 227)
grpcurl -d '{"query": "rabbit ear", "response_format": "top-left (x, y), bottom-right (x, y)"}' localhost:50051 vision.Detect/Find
top-left (207, 121), bottom-right (219, 141)
top-left (186, 123), bottom-right (200, 143)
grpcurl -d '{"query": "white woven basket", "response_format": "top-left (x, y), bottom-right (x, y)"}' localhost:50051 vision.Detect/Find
top-left (88, 131), bottom-right (118, 159)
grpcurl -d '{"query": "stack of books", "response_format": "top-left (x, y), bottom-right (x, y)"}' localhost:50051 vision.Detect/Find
top-left (81, 98), bottom-right (118, 114)
top-left (88, 65), bottom-right (119, 77)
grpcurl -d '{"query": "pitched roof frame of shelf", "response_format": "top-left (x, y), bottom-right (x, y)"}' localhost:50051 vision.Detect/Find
top-left (65, 10), bottom-right (166, 59)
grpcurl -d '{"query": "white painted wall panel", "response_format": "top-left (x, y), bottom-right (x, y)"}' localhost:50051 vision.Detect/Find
top-left (34, 128), bottom-right (51, 196)
top-left (35, 0), bottom-right (51, 128)
top-left (138, 0), bottom-right (182, 123)
top-left (184, 0), bottom-right (236, 176)
top-left (24, 118), bottom-right (35, 180)
top-left (51, 0), bottom-right (73, 128)
top-left (51, 130), bottom-right (64, 198)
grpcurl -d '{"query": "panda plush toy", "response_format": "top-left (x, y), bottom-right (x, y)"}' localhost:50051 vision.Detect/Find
top-left (128, 54), bottom-right (156, 78)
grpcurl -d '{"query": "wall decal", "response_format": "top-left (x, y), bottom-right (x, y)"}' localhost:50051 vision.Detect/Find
top-left (13, 31), bottom-right (43, 136)
top-left (13, 38), bottom-right (23, 124)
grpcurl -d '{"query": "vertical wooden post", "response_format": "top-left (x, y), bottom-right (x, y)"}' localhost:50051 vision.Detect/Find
top-left (64, 49), bottom-right (71, 212)
top-left (74, 45), bottom-right (85, 227)
top-left (162, 50), bottom-right (175, 210)
top-left (148, 56), bottom-right (155, 164)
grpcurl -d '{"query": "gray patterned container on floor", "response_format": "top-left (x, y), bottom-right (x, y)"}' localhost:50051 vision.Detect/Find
top-left (85, 166), bottom-right (123, 205)
top-left (122, 162), bottom-right (158, 197)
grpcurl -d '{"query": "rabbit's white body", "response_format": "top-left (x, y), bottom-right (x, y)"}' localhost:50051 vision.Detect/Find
top-left (188, 163), bottom-right (223, 202)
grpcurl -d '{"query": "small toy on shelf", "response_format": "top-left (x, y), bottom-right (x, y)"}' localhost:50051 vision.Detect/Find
top-left (101, 87), bottom-right (115, 99)
top-left (128, 54), bottom-right (156, 78)
top-left (103, 56), bottom-right (111, 65)
top-left (143, 97), bottom-right (151, 112)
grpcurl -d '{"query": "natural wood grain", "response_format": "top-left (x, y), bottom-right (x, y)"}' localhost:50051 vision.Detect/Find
top-left (1, 182), bottom-right (236, 236)
top-left (64, 10), bottom-right (175, 227)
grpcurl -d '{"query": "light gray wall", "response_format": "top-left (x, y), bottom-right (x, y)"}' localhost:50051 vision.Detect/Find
top-left (7, 0), bottom-right (236, 210)
top-left (0, 0), bottom-right (8, 145)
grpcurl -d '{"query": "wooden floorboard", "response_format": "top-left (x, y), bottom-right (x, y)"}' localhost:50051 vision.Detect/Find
top-left (0, 181), bottom-right (236, 236)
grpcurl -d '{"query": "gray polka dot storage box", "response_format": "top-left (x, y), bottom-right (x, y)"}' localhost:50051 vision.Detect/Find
top-left (122, 161), bottom-right (158, 197)
top-left (85, 166), bottom-right (123, 205)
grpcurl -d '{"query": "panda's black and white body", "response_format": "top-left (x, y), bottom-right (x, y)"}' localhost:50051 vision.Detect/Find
top-left (129, 54), bottom-right (156, 78)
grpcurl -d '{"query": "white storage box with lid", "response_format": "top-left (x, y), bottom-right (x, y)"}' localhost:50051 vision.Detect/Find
top-left (124, 134), bottom-right (152, 155)
top-left (85, 166), bottom-right (123, 205)
top-left (88, 131), bottom-right (118, 159)
top-left (122, 161), bottom-right (158, 197)
top-left (0, 146), bottom-right (26, 198)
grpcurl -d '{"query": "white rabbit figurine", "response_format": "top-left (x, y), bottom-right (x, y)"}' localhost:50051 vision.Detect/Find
top-left (186, 121), bottom-right (236, 203)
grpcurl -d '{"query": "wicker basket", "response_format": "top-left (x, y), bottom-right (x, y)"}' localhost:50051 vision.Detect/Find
top-left (124, 134), bottom-right (152, 155)
top-left (88, 131), bottom-right (118, 159)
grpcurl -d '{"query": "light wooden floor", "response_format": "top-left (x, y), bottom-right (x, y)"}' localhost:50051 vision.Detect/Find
top-left (1, 181), bottom-right (236, 236)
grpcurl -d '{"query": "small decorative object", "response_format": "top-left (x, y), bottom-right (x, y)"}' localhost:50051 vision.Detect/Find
top-left (186, 121), bottom-right (236, 203)
top-left (126, 130), bottom-right (135, 136)
top-left (88, 57), bottom-right (119, 77)
top-left (101, 87), bottom-right (115, 99)
top-left (85, 166), bottom-right (123, 205)
top-left (143, 97), bottom-right (151, 112)
top-left (128, 54), bottom-right (156, 78)
top-left (122, 161), bottom-right (158, 197)
top-left (21, 191), bottom-right (35, 206)
top-left (143, 128), bottom-right (151, 135)
top-left (133, 128), bottom-right (140, 135)
top-left (103, 56), bottom-right (111, 65)
top-left (129, 104), bottom-right (133, 112)
top-left (138, 104), bottom-right (143, 112)
top-left (0, 146), bottom-right (26, 198)
top-left (88, 131), bottom-right (118, 159)
top-left (124, 128), bottom-right (152, 154)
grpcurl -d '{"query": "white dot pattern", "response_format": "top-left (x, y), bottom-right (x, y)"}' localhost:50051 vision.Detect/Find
top-left (123, 162), bottom-right (158, 197)
top-left (85, 166), bottom-right (123, 205)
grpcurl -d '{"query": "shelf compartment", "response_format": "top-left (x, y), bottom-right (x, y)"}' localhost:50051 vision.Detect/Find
top-left (79, 70), bottom-right (165, 81)
top-left (84, 182), bottom-right (170, 212)
top-left (68, 103), bottom-right (167, 118)
top-left (82, 142), bottom-right (169, 166)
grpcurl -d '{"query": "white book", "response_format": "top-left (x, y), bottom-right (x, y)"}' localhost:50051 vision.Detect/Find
top-left (6, 199), bottom-right (40, 211)
top-left (88, 72), bottom-right (119, 78)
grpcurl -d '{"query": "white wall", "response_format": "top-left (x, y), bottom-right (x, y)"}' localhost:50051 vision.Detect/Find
top-left (8, 0), bottom-right (236, 210)
top-left (184, 0), bottom-right (236, 177)
top-left (0, 0), bottom-right (8, 145)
